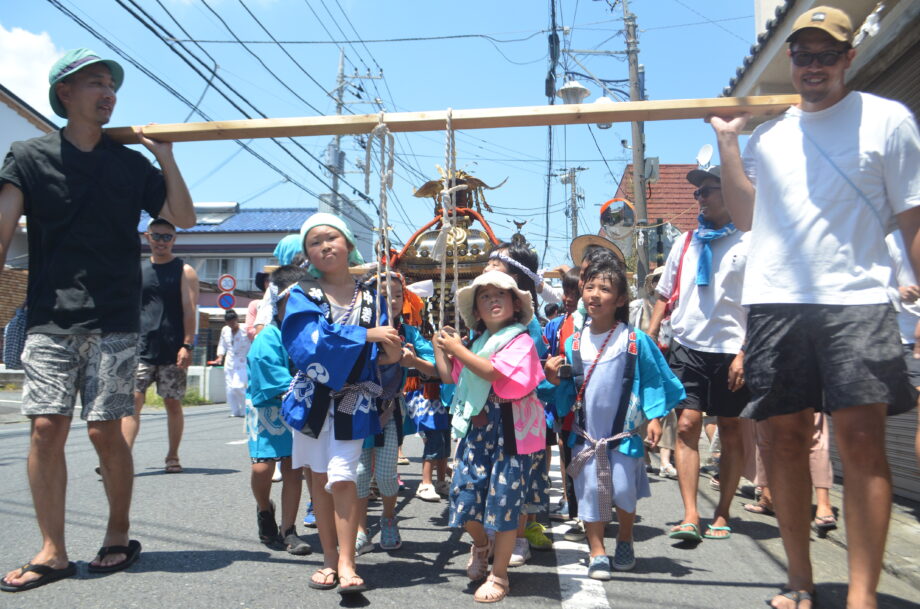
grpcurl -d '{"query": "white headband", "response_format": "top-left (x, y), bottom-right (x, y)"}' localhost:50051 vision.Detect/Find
top-left (489, 251), bottom-right (544, 286)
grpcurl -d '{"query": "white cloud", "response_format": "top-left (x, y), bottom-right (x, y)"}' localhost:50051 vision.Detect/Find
top-left (0, 24), bottom-right (64, 121)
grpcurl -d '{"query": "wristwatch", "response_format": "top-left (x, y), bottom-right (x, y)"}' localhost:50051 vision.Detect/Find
top-left (180, 343), bottom-right (194, 351)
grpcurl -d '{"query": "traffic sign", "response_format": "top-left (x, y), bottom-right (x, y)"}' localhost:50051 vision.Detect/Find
top-left (217, 274), bottom-right (236, 292)
top-left (217, 293), bottom-right (236, 310)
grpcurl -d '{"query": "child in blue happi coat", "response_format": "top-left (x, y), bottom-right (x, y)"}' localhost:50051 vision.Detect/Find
top-left (246, 265), bottom-right (313, 556)
top-left (354, 271), bottom-right (438, 552)
top-left (280, 213), bottom-right (402, 595)
top-left (543, 252), bottom-right (684, 580)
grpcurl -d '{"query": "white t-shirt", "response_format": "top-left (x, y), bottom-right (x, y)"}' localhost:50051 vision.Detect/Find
top-left (885, 231), bottom-right (920, 344)
top-left (656, 230), bottom-right (748, 354)
top-left (579, 322), bottom-right (628, 365)
top-left (741, 91), bottom-right (920, 306)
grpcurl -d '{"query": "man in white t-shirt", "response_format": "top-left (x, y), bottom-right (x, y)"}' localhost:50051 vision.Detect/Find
top-left (647, 165), bottom-right (749, 546)
top-left (709, 7), bottom-right (920, 609)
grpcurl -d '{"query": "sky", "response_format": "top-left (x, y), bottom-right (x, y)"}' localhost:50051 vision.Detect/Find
top-left (0, 0), bottom-right (760, 267)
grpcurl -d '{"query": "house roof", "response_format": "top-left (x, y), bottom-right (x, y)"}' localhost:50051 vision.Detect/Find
top-left (613, 164), bottom-right (699, 233)
top-left (0, 82), bottom-right (58, 133)
top-left (723, 0), bottom-right (798, 96)
top-left (138, 207), bottom-right (316, 234)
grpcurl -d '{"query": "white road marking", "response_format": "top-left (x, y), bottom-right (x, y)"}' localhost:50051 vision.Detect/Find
top-left (548, 447), bottom-right (612, 609)
top-left (226, 439), bottom-right (248, 445)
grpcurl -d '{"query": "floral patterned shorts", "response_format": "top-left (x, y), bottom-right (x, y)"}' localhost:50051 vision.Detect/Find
top-left (21, 332), bottom-right (138, 421)
top-left (449, 403), bottom-right (532, 533)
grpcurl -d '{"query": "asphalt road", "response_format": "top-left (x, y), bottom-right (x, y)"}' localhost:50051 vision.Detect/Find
top-left (0, 406), bottom-right (917, 609)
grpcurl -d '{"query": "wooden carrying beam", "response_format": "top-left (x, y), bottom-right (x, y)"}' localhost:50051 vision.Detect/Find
top-left (105, 94), bottom-right (800, 144)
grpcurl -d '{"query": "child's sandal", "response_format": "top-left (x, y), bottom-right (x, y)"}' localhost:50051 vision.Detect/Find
top-left (474, 574), bottom-right (509, 603)
top-left (466, 540), bottom-right (492, 581)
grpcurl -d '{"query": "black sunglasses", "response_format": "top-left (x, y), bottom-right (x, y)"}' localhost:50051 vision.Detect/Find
top-left (693, 186), bottom-right (721, 199)
top-left (149, 232), bottom-right (174, 242)
top-left (791, 49), bottom-right (846, 67)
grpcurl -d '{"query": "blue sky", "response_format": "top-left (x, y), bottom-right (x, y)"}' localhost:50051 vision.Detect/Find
top-left (1, 0), bottom-right (757, 267)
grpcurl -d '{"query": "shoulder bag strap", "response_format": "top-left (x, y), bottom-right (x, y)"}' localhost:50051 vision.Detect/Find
top-left (665, 231), bottom-right (693, 316)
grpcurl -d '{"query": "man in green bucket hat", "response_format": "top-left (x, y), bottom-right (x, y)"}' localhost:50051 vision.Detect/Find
top-left (0, 48), bottom-right (196, 593)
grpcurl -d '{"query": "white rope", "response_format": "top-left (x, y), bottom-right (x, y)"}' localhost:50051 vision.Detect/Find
top-left (435, 109), bottom-right (467, 331)
top-left (366, 111), bottom-right (396, 327)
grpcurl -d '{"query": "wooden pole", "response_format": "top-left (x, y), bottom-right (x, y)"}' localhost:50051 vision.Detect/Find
top-left (106, 94), bottom-right (799, 144)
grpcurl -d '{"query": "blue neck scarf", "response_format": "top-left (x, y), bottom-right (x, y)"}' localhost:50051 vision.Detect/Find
top-left (694, 214), bottom-right (736, 286)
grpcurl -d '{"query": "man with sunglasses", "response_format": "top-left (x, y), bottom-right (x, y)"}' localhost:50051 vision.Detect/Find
top-left (647, 165), bottom-right (749, 548)
top-left (709, 6), bottom-right (920, 609)
top-left (123, 218), bottom-right (199, 474)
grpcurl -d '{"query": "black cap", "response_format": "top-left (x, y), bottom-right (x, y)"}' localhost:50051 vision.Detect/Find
top-left (686, 165), bottom-right (721, 187)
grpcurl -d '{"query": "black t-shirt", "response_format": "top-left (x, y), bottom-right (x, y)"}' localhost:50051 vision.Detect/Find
top-left (0, 130), bottom-right (166, 334)
top-left (138, 257), bottom-right (185, 365)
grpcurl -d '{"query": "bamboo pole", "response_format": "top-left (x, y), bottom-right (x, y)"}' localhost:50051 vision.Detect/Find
top-left (106, 94), bottom-right (799, 144)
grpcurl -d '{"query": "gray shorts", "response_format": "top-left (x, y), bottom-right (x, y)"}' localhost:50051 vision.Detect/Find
top-left (135, 361), bottom-right (188, 400)
top-left (21, 332), bottom-right (138, 421)
top-left (743, 304), bottom-right (915, 420)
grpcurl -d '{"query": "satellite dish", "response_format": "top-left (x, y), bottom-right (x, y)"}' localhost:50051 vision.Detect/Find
top-left (696, 144), bottom-right (713, 170)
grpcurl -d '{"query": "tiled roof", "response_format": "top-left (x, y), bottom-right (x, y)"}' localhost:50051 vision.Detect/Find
top-left (723, 0), bottom-right (798, 96)
top-left (614, 164), bottom-right (698, 233)
top-left (138, 207), bottom-right (316, 233)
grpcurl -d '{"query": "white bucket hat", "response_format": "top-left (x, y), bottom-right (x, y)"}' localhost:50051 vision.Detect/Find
top-left (455, 270), bottom-right (534, 329)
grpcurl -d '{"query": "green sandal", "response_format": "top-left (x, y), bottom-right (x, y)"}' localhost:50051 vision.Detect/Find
top-left (668, 522), bottom-right (702, 542)
top-left (703, 525), bottom-right (732, 540)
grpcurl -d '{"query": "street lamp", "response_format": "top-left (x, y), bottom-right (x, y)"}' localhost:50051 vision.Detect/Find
top-left (594, 96), bottom-right (614, 129)
top-left (555, 80), bottom-right (590, 105)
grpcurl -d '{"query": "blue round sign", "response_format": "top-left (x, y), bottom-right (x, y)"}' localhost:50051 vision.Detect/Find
top-left (217, 292), bottom-right (236, 310)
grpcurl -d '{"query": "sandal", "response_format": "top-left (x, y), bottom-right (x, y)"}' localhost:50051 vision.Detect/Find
top-left (703, 525), bottom-right (732, 540)
top-left (307, 567), bottom-right (338, 590)
top-left (813, 515), bottom-right (837, 531)
top-left (668, 522), bottom-right (702, 542)
top-left (744, 501), bottom-right (775, 516)
top-left (0, 561), bottom-right (77, 592)
top-left (474, 574), bottom-right (509, 603)
top-left (87, 539), bottom-right (142, 574)
top-left (337, 573), bottom-right (367, 596)
top-left (466, 540), bottom-right (492, 581)
top-left (766, 587), bottom-right (817, 608)
top-left (164, 458), bottom-right (183, 474)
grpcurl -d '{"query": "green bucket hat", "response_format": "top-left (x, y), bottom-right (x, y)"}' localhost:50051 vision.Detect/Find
top-left (48, 48), bottom-right (124, 118)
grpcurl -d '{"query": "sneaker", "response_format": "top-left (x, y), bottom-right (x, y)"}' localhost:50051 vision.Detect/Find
top-left (435, 479), bottom-right (450, 496)
top-left (508, 537), bottom-right (531, 567)
top-left (397, 474), bottom-right (405, 492)
top-left (379, 517), bottom-right (402, 550)
top-left (272, 461), bottom-right (283, 483)
top-left (587, 554), bottom-right (612, 580)
top-left (397, 455), bottom-right (410, 466)
top-left (257, 503), bottom-right (279, 545)
top-left (355, 531), bottom-right (375, 555)
top-left (416, 483), bottom-right (441, 502)
top-left (564, 520), bottom-right (586, 542)
top-left (282, 526), bottom-right (312, 555)
top-left (613, 541), bottom-right (635, 571)
top-left (524, 521), bottom-right (553, 551)
top-left (658, 464), bottom-right (677, 479)
top-left (303, 501), bottom-right (316, 528)
top-left (548, 499), bottom-right (569, 521)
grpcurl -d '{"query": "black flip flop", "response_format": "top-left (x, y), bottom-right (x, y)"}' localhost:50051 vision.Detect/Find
top-left (1, 561), bottom-right (77, 592)
top-left (87, 540), bottom-right (141, 574)
top-left (308, 568), bottom-right (339, 590)
top-left (337, 574), bottom-right (367, 596)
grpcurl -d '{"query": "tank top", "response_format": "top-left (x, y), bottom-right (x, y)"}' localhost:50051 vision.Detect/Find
top-left (138, 257), bottom-right (185, 365)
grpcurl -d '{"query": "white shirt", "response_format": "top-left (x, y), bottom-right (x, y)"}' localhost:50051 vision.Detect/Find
top-left (886, 232), bottom-right (920, 344)
top-left (579, 322), bottom-right (628, 365)
top-left (656, 230), bottom-right (748, 353)
top-left (742, 91), bottom-right (920, 306)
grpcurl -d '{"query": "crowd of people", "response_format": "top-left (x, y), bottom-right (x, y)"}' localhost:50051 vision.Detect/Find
top-left (1, 6), bottom-right (919, 609)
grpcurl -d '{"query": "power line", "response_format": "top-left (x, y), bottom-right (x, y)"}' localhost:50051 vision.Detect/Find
top-left (166, 30), bottom-right (548, 45)
top-left (669, 0), bottom-right (749, 43)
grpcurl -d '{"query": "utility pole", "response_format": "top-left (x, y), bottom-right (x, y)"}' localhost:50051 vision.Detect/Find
top-left (331, 49), bottom-right (346, 215)
top-left (623, 0), bottom-right (649, 284)
top-left (328, 49), bottom-right (382, 215)
top-left (559, 167), bottom-right (586, 240)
